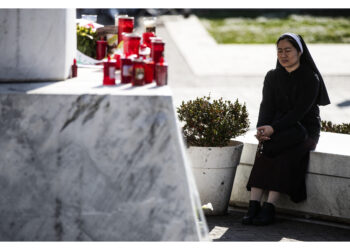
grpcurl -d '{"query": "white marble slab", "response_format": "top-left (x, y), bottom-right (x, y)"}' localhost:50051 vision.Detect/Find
top-left (0, 76), bottom-right (209, 240)
top-left (0, 9), bottom-right (76, 82)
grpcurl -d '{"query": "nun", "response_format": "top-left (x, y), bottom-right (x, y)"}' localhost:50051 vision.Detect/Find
top-left (242, 33), bottom-right (330, 225)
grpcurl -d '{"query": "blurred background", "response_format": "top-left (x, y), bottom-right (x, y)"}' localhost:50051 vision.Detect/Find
top-left (77, 8), bottom-right (350, 44)
top-left (76, 8), bottom-right (350, 129)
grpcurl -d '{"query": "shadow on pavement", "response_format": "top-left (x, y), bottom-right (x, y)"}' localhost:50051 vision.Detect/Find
top-left (205, 208), bottom-right (350, 241)
top-left (337, 100), bottom-right (350, 108)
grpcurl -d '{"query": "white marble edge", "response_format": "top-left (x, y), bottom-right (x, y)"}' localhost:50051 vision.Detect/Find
top-left (236, 130), bottom-right (350, 157)
top-left (0, 82), bottom-right (173, 97)
top-left (170, 98), bottom-right (211, 241)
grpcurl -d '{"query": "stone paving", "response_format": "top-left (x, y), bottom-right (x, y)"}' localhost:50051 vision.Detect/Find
top-left (151, 15), bottom-right (350, 241)
top-left (206, 207), bottom-right (350, 241)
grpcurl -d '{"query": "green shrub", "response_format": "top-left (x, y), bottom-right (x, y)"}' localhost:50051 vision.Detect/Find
top-left (321, 120), bottom-right (350, 135)
top-left (177, 95), bottom-right (250, 147)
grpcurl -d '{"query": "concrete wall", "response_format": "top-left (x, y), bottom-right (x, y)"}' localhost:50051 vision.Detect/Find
top-left (230, 130), bottom-right (350, 224)
top-left (0, 9), bottom-right (76, 82)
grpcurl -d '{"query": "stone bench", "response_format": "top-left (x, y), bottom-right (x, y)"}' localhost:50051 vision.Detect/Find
top-left (230, 130), bottom-right (350, 224)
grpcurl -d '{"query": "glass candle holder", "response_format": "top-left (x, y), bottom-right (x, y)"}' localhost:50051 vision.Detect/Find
top-left (132, 58), bottom-right (145, 86)
top-left (143, 17), bottom-right (157, 33)
top-left (144, 60), bottom-right (154, 84)
top-left (142, 32), bottom-right (155, 48)
top-left (118, 16), bottom-right (134, 46)
top-left (123, 33), bottom-right (141, 57)
top-left (103, 59), bottom-right (116, 85)
top-left (120, 57), bottom-right (133, 84)
top-left (155, 61), bottom-right (168, 86)
top-left (151, 39), bottom-right (165, 64)
top-left (115, 14), bottom-right (128, 26)
top-left (96, 40), bottom-right (108, 60)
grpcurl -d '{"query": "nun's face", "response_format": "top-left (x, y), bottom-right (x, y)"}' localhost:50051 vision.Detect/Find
top-left (277, 39), bottom-right (302, 72)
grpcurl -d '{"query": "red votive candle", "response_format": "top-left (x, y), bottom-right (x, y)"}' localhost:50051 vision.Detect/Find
top-left (118, 16), bottom-right (134, 46)
top-left (114, 53), bottom-right (121, 70)
top-left (123, 33), bottom-right (141, 57)
top-left (120, 57), bottom-right (133, 84)
top-left (96, 40), bottom-right (108, 60)
top-left (132, 58), bottom-right (145, 86)
top-left (144, 60), bottom-right (154, 84)
top-left (151, 39), bottom-right (165, 64)
top-left (142, 32), bottom-right (155, 48)
top-left (155, 59), bottom-right (168, 86)
top-left (103, 58), bottom-right (116, 85)
top-left (71, 58), bottom-right (78, 78)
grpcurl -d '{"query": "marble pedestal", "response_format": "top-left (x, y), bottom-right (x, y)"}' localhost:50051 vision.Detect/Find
top-left (0, 69), bottom-right (209, 241)
top-left (0, 9), bottom-right (76, 82)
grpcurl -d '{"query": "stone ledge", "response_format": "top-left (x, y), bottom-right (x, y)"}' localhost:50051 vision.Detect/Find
top-left (230, 130), bottom-right (350, 223)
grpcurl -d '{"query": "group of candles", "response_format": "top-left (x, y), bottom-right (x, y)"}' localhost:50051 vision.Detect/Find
top-left (98, 15), bottom-right (168, 87)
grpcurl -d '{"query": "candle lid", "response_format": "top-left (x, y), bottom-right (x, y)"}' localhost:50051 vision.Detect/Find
top-left (151, 40), bottom-right (165, 45)
top-left (127, 54), bottom-right (138, 60)
top-left (119, 16), bottom-right (134, 20)
top-left (144, 59), bottom-right (154, 64)
top-left (116, 14), bottom-right (128, 18)
top-left (143, 17), bottom-right (157, 26)
top-left (132, 58), bottom-right (144, 63)
top-left (150, 37), bottom-right (162, 41)
top-left (123, 33), bottom-right (141, 39)
top-left (102, 58), bottom-right (116, 63)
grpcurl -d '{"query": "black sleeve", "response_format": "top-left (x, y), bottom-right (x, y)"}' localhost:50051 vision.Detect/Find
top-left (271, 72), bottom-right (320, 132)
top-left (257, 71), bottom-right (276, 127)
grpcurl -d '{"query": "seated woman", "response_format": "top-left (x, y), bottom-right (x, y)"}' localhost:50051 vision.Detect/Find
top-left (242, 33), bottom-right (330, 226)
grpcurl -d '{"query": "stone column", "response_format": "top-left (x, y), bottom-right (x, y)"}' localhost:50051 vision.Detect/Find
top-left (0, 9), bottom-right (76, 82)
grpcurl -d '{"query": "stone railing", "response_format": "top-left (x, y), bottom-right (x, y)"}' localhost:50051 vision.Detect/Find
top-left (230, 130), bottom-right (350, 224)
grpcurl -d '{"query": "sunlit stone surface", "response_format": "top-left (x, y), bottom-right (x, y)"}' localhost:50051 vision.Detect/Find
top-left (0, 78), bottom-right (208, 241)
top-left (0, 9), bottom-right (76, 82)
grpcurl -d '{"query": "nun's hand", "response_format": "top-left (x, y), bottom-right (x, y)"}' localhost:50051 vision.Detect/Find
top-left (256, 125), bottom-right (274, 141)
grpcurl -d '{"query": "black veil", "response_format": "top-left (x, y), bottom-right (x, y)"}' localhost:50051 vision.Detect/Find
top-left (276, 34), bottom-right (331, 106)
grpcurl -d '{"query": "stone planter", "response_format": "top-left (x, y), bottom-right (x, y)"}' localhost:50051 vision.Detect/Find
top-left (187, 140), bottom-right (244, 215)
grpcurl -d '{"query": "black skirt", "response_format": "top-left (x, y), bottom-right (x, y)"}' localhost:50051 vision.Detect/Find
top-left (246, 137), bottom-right (317, 203)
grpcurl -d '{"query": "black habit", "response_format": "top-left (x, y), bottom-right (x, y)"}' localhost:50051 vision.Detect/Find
top-left (246, 63), bottom-right (323, 203)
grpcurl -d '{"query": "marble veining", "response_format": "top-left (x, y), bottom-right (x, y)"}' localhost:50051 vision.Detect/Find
top-left (0, 91), bottom-right (208, 241)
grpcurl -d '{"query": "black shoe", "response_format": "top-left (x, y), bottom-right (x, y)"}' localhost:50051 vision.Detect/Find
top-left (252, 202), bottom-right (275, 225)
top-left (242, 200), bottom-right (261, 225)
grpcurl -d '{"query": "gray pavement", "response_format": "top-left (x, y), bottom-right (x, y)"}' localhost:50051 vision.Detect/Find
top-left (153, 15), bottom-right (350, 241)
top-left (206, 207), bottom-right (350, 241)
